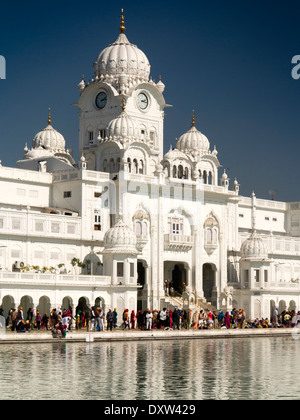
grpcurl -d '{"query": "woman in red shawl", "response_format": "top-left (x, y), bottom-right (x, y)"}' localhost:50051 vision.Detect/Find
top-left (130, 311), bottom-right (136, 330)
top-left (169, 310), bottom-right (173, 329)
top-left (224, 312), bottom-right (231, 329)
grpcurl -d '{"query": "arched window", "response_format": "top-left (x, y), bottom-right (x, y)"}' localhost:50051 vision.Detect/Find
top-left (103, 159), bottom-right (108, 172)
top-left (185, 167), bottom-right (189, 180)
top-left (206, 228), bottom-right (213, 244)
top-left (140, 126), bottom-right (146, 141)
top-left (204, 215), bottom-right (219, 253)
top-left (178, 165), bottom-right (184, 179)
top-left (212, 228), bottom-right (218, 244)
top-left (109, 159), bottom-right (115, 173)
top-left (142, 221), bottom-right (148, 238)
top-left (203, 171), bottom-right (208, 184)
top-left (173, 166), bottom-right (177, 178)
top-left (139, 160), bottom-right (144, 174)
top-left (127, 158), bottom-right (132, 173)
top-left (163, 165), bottom-right (170, 177)
top-left (135, 221), bottom-right (142, 237)
top-left (133, 159), bottom-right (138, 174)
top-left (150, 130), bottom-right (156, 144)
top-left (208, 171), bottom-right (213, 185)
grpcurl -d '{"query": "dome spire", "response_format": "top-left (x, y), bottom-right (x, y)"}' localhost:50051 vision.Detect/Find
top-left (251, 191), bottom-right (257, 233)
top-left (191, 110), bottom-right (196, 127)
top-left (119, 8), bottom-right (126, 33)
top-left (48, 108), bottom-right (51, 126)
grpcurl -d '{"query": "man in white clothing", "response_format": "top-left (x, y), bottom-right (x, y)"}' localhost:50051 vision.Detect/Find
top-left (146, 310), bottom-right (153, 330)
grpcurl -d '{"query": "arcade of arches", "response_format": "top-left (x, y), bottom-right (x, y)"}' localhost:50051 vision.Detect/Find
top-left (0, 295), bottom-right (106, 320)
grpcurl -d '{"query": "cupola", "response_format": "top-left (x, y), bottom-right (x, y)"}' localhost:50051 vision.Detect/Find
top-left (104, 219), bottom-right (138, 254)
top-left (93, 10), bottom-right (151, 91)
top-left (32, 109), bottom-right (66, 152)
top-left (176, 112), bottom-right (210, 154)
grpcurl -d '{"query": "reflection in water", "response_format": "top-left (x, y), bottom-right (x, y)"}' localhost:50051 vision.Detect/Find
top-left (0, 338), bottom-right (299, 400)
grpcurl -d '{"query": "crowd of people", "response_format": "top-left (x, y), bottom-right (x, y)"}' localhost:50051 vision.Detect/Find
top-left (2, 305), bottom-right (300, 336)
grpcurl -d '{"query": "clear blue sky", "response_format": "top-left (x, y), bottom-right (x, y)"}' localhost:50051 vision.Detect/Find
top-left (0, 0), bottom-right (299, 202)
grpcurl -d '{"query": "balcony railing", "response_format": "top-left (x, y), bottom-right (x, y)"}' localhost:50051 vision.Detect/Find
top-left (0, 272), bottom-right (111, 287)
top-left (164, 234), bottom-right (194, 251)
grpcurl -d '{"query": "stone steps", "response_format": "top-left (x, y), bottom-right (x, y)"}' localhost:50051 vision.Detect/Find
top-left (162, 295), bottom-right (218, 314)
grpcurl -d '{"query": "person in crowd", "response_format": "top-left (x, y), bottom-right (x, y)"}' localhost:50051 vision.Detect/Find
top-left (41, 313), bottom-right (49, 330)
top-left (25, 320), bottom-right (31, 333)
top-left (106, 309), bottom-right (114, 331)
top-left (284, 311), bottom-right (291, 328)
top-left (172, 309), bottom-right (180, 330)
top-left (207, 311), bottom-right (214, 329)
top-left (137, 310), bottom-right (143, 330)
top-left (160, 308), bottom-right (167, 329)
top-left (99, 308), bottom-right (105, 331)
top-left (94, 307), bottom-right (101, 332)
top-left (224, 312), bottom-right (231, 329)
top-left (35, 311), bottom-right (42, 330)
top-left (113, 308), bottom-right (118, 329)
top-left (11, 309), bottom-right (18, 332)
top-left (16, 320), bottom-right (26, 333)
top-left (130, 310), bottom-right (136, 330)
top-left (55, 321), bottom-right (67, 339)
top-left (198, 310), bottom-right (204, 330)
top-left (123, 309), bottom-right (130, 330)
top-left (153, 310), bottom-right (158, 329)
top-left (145, 309), bottom-right (153, 331)
top-left (192, 311), bottom-right (198, 329)
top-left (85, 307), bottom-right (91, 332)
top-left (62, 313), bottom-right (71, 331)
top-left (218, 311), bottom-right (224, 327)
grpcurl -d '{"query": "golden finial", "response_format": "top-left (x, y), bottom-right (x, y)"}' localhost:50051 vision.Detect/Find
top-left (122, 98), bottom-right (126, 112)
top-left (48, 107), bottom-right (51, 125)
top-left (119, 8), bottom-right (126, 33)
top-left (191, 110), bottom-right (196, 127)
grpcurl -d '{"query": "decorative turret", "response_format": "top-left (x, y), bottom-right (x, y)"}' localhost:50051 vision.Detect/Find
top-left (240, 193), bottom-right (268, 261)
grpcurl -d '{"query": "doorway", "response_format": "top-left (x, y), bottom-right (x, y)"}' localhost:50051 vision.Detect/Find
top-left (203, 263), bottom-right (216, 303)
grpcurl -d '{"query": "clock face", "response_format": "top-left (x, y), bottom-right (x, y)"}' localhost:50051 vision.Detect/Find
top-left (96, 92), bottom-right (108, 110)
top-left (138, 93), bottom-right (149, 110)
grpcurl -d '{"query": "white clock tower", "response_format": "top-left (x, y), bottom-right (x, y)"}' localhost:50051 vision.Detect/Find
top-left (76, 9), bottom-right (168, 176)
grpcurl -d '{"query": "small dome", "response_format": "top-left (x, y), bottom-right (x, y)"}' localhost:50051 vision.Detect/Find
top-left (222, 170), bottom-right (228, 180)
top-left (33, 111), bottom-right (66, 152)
top-left (24, 146), bottom-right (54, 160)
top-left (163, 148), bottom-right (188, 161)
top-left (78, 75), bottom-right (86, 92)
top-left (177, 126), bottom-right (210, 154)
top-left (93, 33), bottom-right (151, 87)
top-left (104, 219), bottom-right (138, 254)
top-left (240, 231), bottom-right (268, 260)
top-left (107, 110), bottom-right (138, 142)
top-left (156, 76), bottom-right (165, 93)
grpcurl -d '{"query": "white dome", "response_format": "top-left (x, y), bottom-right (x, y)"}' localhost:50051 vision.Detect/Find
top-left (107, 110), bottom-right (138, 142)
top-left (33, 123), bottom-right (66, 152)
top-left (104, 219), bottom-right (138, 254)
top-left (177, 126), bottom-right (210, 154)
top-left (240, 231), bottom-right (268, 260)
top-left (93, 33), bottom-right (151, 87)
top-left (24, 146), bottom-right (54, 160)
top-left (163, 148), bottom-right (189, 161)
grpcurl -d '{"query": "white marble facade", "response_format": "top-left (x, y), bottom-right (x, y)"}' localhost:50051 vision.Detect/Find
top-left (0, 11), bottom-right (299, 321)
